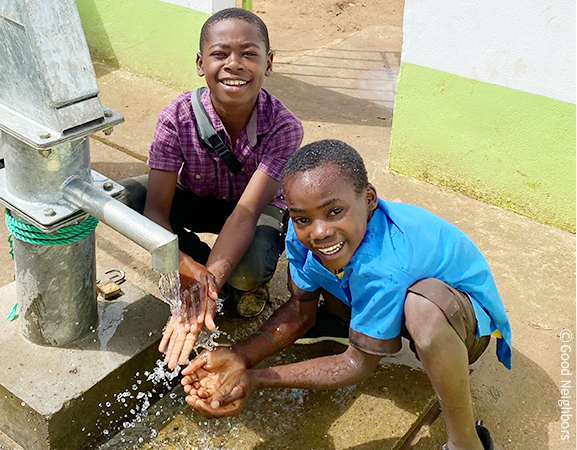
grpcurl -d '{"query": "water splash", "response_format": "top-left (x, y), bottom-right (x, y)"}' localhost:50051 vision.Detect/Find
top-left (192, 324), bottom-right (230, 354)
top-left (157, 270), bottom-right (181, 313)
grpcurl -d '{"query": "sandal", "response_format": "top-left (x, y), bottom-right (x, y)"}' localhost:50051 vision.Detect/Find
top-left (441, 421), bottom-right (495, 450)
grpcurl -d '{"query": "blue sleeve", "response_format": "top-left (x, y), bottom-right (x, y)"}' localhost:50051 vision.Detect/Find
top-left (349, 256), bottom-right (415, 340)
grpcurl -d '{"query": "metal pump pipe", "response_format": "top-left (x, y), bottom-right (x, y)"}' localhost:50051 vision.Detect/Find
top-left (0, 0), bottom-right (180, 347)
top-left (62, 177), bottom-right (179, 275)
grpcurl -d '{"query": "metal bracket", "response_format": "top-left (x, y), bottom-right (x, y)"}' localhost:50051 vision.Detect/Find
top-left (0, 169), bottom-right (124, 232)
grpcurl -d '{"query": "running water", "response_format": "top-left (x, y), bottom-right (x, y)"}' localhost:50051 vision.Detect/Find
top-left (157, 269), bottom-right (228, 354)
top-left (93, 272), bottom-right (231, 448)
top-left (157, 270), bottom-right (182, 314)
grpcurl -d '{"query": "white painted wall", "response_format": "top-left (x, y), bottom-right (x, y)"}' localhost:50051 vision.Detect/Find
top-left (158, 0), bottom-right (235, 14)
top-left (402, 0), bottom-right (576, 104)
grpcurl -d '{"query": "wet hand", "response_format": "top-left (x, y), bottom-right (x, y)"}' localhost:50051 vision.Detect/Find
top-left (181, 346), bottom-right (247, 389)
top-left (186, 369), bottom-right (255, 418)
top-left (158, 315), bottom-right (203, 369)
top-left (158, 254), bottom-right (219, 369)
top-left (178, 253), bottom-right (219, 331)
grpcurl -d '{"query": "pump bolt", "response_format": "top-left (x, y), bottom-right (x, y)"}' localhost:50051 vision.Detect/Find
top-left (103, 127), bottom-right (113, 136)
top-left (102, 181), bottom-right (114, 191)
top-left (38, 131), bottom-right (51, 139)
top-left (42, 208), bottom-right (56, 217)
top-left (104, 110), bottom-right (113, 118)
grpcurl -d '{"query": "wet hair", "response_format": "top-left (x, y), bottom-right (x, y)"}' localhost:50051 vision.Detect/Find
top-left (199, 8), bottom-right (270, 53)
top-left (282, 139), bottom-right (369, 195)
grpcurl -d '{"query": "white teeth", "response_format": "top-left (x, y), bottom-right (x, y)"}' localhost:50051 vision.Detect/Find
top-left (222, 80), bottom-right (247, 86)
top-left (317, 242), bottom-right (344, 255)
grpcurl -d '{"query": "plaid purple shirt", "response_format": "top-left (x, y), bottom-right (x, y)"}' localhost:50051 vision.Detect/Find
top-left (148, 88), bottom-right (303, 209)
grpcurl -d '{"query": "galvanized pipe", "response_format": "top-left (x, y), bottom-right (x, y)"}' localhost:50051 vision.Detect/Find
top-left (14, 232), bottom-right (97, 346)
top-left (4, 133), bottom-right (91, 203)
top-left (62, 177), bottom-right (179, 275)
top-left (2, 134), bottom-right (98, 346)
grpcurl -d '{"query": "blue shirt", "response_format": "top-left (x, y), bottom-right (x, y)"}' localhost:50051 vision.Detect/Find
top-left (286, 199), bottom-right (512, 369)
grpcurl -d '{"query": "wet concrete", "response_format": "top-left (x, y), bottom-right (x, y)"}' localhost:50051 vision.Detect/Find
top-left (0, 279), bottom-right (173, 450)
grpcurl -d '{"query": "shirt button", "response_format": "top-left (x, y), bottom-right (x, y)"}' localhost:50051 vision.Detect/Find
top-left (195, 174), bottom-right (201, 179)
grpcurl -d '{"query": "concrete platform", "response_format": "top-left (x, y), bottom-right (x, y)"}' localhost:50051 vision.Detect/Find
top-left (94, 340), bottom-right (439, 450)
top-left (0, 279), bottom-right (173, 450)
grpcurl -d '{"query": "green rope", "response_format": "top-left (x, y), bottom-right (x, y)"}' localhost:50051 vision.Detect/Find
top-left (6, 302), bottom-right (17, 321)
top-left (6, 226), bottom-right (14, 321)
top-left (5, 209), bottom-right (98, 246)
top-left (4, 209), bottom-right (98, 321)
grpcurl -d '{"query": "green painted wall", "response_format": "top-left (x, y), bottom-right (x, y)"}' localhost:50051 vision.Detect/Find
top-left (75, 0), bottom-right (208, 90)
top-left (390, 62), bottom-right (576, 232)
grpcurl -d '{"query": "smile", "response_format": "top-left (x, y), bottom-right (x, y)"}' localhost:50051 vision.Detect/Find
top-left (221, 80), bottom-right (247, 86)
top-left (317, 242), bottom-right (344, 256)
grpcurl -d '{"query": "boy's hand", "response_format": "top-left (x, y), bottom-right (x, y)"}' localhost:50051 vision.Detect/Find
top-left (186, 369), bottom-right (255, 418)
top-left (158, 315), bottom-right (203, 369)
top-left (178, 253), bottom-right (219, 330)
top-left (158, 253), bottom-right (219, 368)
top-left (181, 347), bottom-right (247, 393)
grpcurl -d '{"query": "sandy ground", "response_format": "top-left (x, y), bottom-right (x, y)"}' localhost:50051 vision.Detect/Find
top-left (1, 1), bottom-right (576, 450)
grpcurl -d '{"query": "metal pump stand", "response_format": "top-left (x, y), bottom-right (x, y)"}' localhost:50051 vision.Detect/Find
top-left (0, 0), bottom-right (178, 347)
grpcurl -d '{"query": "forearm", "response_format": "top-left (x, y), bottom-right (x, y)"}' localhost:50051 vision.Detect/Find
top-left (207, 170), bottom-right (281, 289)
top-left (249, 347), bottom-right (380, 390)
top-left (231, 298), bottom-right (317, 369)
top-left (143, 206), bottom-right (174, 232)
top-left (142, 169), bottom-right (178, 233)
top-left (206, 209), bottom-right (257, 289)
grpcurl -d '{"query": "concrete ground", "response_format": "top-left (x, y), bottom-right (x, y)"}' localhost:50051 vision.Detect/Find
top-left (0, 1), bottom-right (575, 449)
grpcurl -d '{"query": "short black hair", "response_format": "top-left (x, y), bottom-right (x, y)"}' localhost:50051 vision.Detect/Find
top-left (282, 140), bottom-right (369, 195)
top-left (199, 8), bottom-right (270, 53)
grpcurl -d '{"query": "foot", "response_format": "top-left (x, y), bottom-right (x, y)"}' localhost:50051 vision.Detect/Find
top-left (233, 284), bottom-right (269, 318)
top-left (441, 421), bottom-right (495, 450)
top-left (475, 421), bottom-right (496, 450)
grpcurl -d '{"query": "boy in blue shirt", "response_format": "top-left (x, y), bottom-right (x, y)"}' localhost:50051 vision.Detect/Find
top-left (181, 140), bottom-right (511, 450)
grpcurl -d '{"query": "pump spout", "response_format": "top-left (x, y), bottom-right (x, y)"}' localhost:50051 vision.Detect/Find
top-left (62, 176), bottom-right (179, 274)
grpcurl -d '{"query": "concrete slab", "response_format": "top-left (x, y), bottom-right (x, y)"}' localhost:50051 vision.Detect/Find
top-left (0, 279), bottom-right (174, 450)
top-left (94, 341), bottom-right (438, 450)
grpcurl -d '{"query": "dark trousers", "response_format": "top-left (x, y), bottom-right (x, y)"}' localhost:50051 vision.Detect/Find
top-left (120, 174), bottom-right (285, 292)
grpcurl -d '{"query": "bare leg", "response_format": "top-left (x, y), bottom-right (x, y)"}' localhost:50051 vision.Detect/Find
top-left (404, 293), bottom-right (484, 450)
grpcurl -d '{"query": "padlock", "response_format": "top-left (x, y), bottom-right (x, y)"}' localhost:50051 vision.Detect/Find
top-left (96, 268), bottom-right (125, 299)
top-left (97, 280), bottom-right (121, 299)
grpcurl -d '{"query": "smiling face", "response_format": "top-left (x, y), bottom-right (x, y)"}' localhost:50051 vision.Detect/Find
top-left (285, 163), bottom-right (378, 271)
top-left (196, 18), bottom-right (272, 113)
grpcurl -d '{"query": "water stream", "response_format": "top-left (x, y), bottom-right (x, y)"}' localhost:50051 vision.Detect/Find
top-left (157, 270), bottom-right (182, 315)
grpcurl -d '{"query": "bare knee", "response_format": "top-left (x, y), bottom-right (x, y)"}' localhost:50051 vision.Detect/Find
top-left (404, 292), bottom-right (455, 353)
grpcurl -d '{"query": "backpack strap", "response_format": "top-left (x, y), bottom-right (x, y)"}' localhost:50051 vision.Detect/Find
top-left (191, 87), bottom-right (242, 174)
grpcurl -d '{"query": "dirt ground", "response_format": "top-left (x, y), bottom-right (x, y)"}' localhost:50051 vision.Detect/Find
top-left (1, 1), bottom-right (575, 450)
top-left (249, 0), bottom-right (403, 51)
